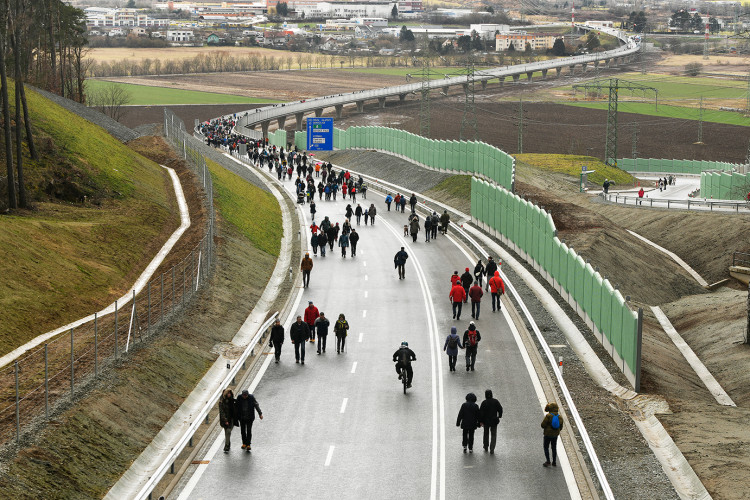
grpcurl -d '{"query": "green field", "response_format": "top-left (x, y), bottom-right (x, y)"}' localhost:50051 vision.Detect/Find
top-left (86, 79), bottom-right (280, 106)
top-left (567, 101), bottom-right (750, 126)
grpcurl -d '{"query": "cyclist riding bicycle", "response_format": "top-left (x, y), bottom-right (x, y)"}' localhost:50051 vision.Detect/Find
top-left (393, 341), bottom-right (417, 388)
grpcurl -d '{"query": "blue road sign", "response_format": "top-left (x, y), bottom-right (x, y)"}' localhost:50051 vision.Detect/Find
top-left (307, 118), bottom-right (333, 151)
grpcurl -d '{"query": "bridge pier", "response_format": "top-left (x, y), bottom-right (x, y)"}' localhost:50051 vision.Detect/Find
top-left (261, 121), bottom-right (269, 138)
top-left (335, 104), bottom-right (343, 119)
top-left (604, 58), bottom-right (610, 68)
top-left (314, 108), bottom-right (323, 117)
top-left (378, 97), bottom-right (386, 108)
top-left (541, 69), bottom-right (548, 80)
top-left (498, 76), bottom-right (504, 87)
top-left (277, 116), bottom-right (286, 130)
top-left (581, 62), bottom-right (588, 73)
top-left (556, 67), bottom-right (562, 78)
top-left (356, 101), bottom-right (364, 113)
top-left (512, 74), bottom-right (519, 83)
top-left (295, 112), bottom-right (304, 131)
top-left (399, 94), bottom-right (406, 101)
top-left (442, 85), bottom-right (450, 94)
top-left (481, 80), bottom-right (487, 90)
top-left (594, 60), bottom-right (600, 69)
top-left (569, 65), bottom-right (576, 75)
top-left (526, 71), bottom-right (533, 82)
top-left (462, 82), bottom-right (468, 92)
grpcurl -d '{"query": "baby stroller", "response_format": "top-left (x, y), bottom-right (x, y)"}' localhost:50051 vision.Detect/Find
top-left (297, 191), bottom-right (305, 205)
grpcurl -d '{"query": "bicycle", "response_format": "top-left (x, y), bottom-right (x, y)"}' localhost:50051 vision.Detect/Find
top-left (401, 368), bottom-right (408, 394)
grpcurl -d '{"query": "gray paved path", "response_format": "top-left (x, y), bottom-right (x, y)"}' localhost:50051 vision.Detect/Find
top-left (178, 164), bottom-right (576, 500)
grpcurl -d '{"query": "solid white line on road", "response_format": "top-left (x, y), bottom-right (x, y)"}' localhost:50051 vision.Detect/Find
top-left (351, 362), bottom-right (358, 374)
top-left (380, 217), bottom-right (445, 500)
top-left (340, 398), bottom-right (348, 413)
top-left (358, 332), bottom-right (363, 343)
top-left (362, 310), bottom-right (367, 318)
top-left (324, 445), bottom-right (335, 467)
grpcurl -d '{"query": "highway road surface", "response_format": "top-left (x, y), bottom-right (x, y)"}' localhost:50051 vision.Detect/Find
top-left (174, 164), bottom-right (580, 500)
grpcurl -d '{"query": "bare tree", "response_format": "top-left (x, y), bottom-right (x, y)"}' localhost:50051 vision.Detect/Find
top-left (87, 82), bottom-right (132, 122)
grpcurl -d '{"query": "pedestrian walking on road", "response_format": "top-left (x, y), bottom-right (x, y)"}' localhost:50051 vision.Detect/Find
top-left (479, 389), bottom-right (503, 454)
top-left (385, 193), bottom-right (393, 211)
top-left (409, 216), bottom-right (420, 242)
top-left (300, 253), bottom-right (313, 288)
top-left (541, 402), bottom-right (564, 467)
top-left (399, 195), bottom-right (406, 213)
top-left (474, 259), bottom-right (485, 288)
top-left (311, 233), bottom-right (319, 256)
top-left (444, 326), bottom-right (463, 372)
top-left (409, 193), bottom-right (418, 213)
top-left (424, 215), bottom-right (432, 242)
top-left (345, 204), bottom-right (354, 221)
top-left (489, 271), bottom-right (505, 312)
top-left (315, 312), bottom-right (330, 354)
top-left (218, 389), bottom-right (236, 453)
top-left (269, 318), bottom-right (285, 363)
top-left (326, 225), bottom-right (336, 252)
top-left (394, 247), bottom-right (409, 279)
top-left (304, 301), bottom-right (319, 343)
top-left (450, 270), bottom-right (461, 287)
top-left (450, 281), bottom-right (466, 320)
top-left (310, 200), bottom-right (317, 221)
top-left (469, 281), bottom-right (484, 320)
top-left (317, 231), bottom-right (328, 257)
top-left (440, 210), bottom-right (450, 234)
top-left (456, 392), bottom-right (481, 453)
top-left (431, 212), bottom-right (439, 239)
top-left (290, 316), bottom-right (310, 364)
top-left (349, 229), bottom-right (359, 257)
top-left (369, 204), bottom-right (376, 225)
top-left (235, 390), bottom-right (263, 452)
top-left (463, 322), bottom-right (481, 371)
top-left (484, 257), bottom-right (498, 292)
top-left (334, 313), bottom-right (350, 353)
top-left (460, 268), bottom-right (473, 303)
top-left (638, 187), bottom-right (644, 205)
top-left (339, 232), bottom-right (350, 258)
top-left (355, 204), bottom-right (363, 225)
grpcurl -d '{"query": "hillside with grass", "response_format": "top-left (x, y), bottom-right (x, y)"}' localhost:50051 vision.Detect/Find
top-left (0, 87), bottom-right (178, 355)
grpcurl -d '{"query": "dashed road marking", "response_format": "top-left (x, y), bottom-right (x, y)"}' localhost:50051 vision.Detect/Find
top-left (358, 332), bottom-right (363, 343)
top-left (362, 310), bottom-right (367, 318)
top-left (364, 291), bottom-right (368, 298)
top-left (325, 445), bottom-right (335, 466)
top-left (340, 398), bottom-right (348, 413)
top-left (365, 274), bottom-right (369, 281)
top-left (351, 362), bottom-right (358, 374)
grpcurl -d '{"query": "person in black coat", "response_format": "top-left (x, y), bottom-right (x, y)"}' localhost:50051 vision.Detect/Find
top-left (269, 318), bottom-right (285, 363)
top-left (473, 259), bottom-right (485, 288)
top-left (394, 247), bottom-right (409, 280)
top-left (460, 268), bottom-right (473, 303)
top-left (317, 230), bottom-right (328, 257)
top-left (290, 315), bottom-right (310, 364)
top-left (479, 389), bottom-right (503, 454)
top-left (315, 312), bottom-right (330, 354)
top-left (456, 392), bottom-right (481, 453)
top-left (349, 229), bottom-right (360, 257)
top-left (484, 257), bottom-right (498, 292)
top-left (235, 390), bottom-right (262, 451)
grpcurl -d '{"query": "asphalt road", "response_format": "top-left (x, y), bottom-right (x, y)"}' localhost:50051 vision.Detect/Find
top-left (177, 163), bottom-right (577, 500)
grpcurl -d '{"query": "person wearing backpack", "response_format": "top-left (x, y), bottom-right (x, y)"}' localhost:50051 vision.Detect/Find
top-left (443, 326), bottom-right (463, 372)
top-left (541, 402), bottom-right (564, 467)
top-left (463, 322), bottom-right (481, 371)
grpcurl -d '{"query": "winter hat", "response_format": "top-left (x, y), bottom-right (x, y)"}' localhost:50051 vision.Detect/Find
top-left (465, 267), bottom-right (469, 272)
top-left (308, 301), bottom-right (313, 304)
top-left (469, 321), bottom-right (475, 326)
top-left (451, 326), bottom-right (457, 334)
top-left (242, 390), bottom-right (249, 396)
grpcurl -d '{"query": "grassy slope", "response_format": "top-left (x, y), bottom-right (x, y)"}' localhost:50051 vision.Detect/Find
top-left (566, 101), bottom-right (750, 126)
top-left (515, 154), bottom-right (636, 186)
top-left (0, 153), bottom-right (283, 499)
top-left (87, 79), bottom-right (280, 106)
top-left (0, 88), bottom-right (177, 355)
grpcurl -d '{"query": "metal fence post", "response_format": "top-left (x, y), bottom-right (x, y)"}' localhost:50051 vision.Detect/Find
top-left (15, 361), bottom-right (19, 444)
top-left (71, 328), bottom-right (75, 400)
top-left (115, 299), bottom-right (119, 359)
top-left (45, 343), bottom-right (49, 419)
top-left (94, 313), bottom-right (98, 377)
top-left (161, 273), bottom-right (164, 322)
top-left (148, 282), bottom-right (151, 331)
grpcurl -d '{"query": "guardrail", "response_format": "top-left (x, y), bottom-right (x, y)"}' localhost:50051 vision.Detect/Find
top-left (136, 311), bottom-right (279, 500)
top-left (733, 251), bottom-right (750, 267)
top-left (603, 192), bottom-right (749, 212)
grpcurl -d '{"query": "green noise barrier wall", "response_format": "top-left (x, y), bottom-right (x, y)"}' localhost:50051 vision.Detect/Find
top-left (618, 158), bottom-right (741, 175)
top-left (700, 171), bottom-right (750, 200)
top-left (471, 177), bottom-right (643, 390)
top-left (297, 126), bottom-right (515, 192)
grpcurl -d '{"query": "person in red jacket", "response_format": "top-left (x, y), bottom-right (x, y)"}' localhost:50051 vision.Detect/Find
top-left (450, 270), bottom-right (461, 288)
top-left (488, 271), bottom-right (505, 312)
top-left (449, 282), bottom-right (467, 320)
top-left (304, 301), bottom-right (320, 343)
top-left (469, 281), bottom-right (484, 320)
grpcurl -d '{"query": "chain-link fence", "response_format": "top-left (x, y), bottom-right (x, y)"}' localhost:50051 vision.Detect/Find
top-left (0, 109), bottom-right (215, 447)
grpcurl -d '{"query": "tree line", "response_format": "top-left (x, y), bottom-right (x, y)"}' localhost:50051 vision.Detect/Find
top-left (2, 0), bottom-right (88, 210)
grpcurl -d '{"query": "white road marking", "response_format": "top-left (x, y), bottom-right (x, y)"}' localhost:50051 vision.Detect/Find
top-left (364, 274), bottom-right (369, 281)
top-left (380, 217), bottom-right (445, 500)
top-left (364, 291), bottom-right (368, 298)
top-left (351, 362), bottom-right (358, 374)
top-left (324, 445), bottom-right (335, 466)
top-left (340, 398), bottom-right (348, 413)
top-left (362, 310), bottom-right (367, 318)
top-left (363, 261), bottom-right (367, 267)
top-left (358, 332), bottom-right (363, 343)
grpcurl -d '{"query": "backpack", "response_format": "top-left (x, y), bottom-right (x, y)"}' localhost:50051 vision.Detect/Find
top-left (550, 414), bottom-right (561, 429)
top-left (448, 336), bottom-right (458, 349)
top-left (467, 330), bottom-right (478, 347)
